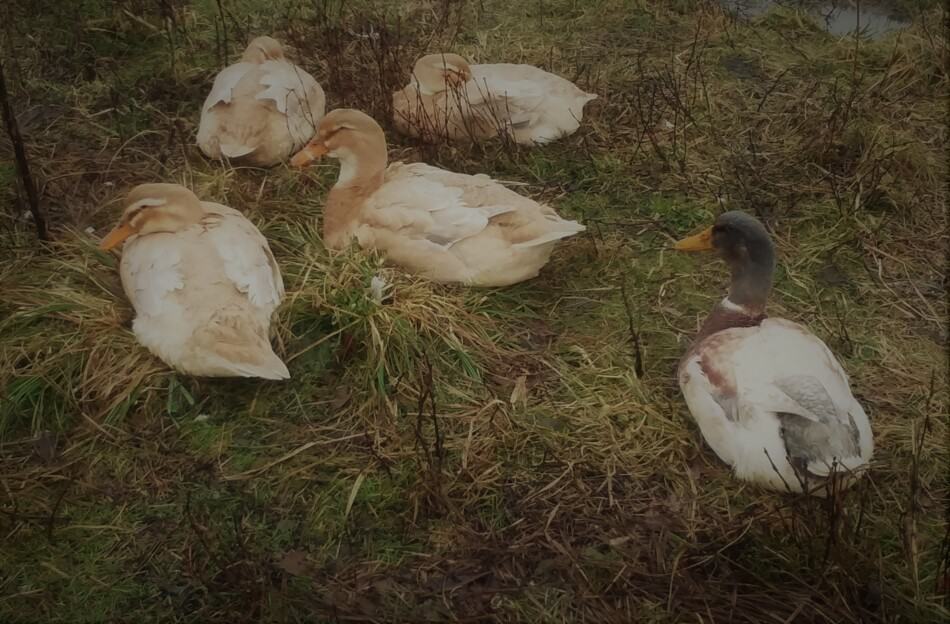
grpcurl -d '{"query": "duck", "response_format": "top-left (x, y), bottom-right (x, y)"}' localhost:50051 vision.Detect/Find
top-left (98, 183), bottom-right (289, 380)
top-left (290, 108), bottom-right (584, 286)
top-left (196, 36), bottom-right (325, 167)
top-left (392, 53), bottom-right (596, 145)
top-left (674, 211), bottom-right (873, 494)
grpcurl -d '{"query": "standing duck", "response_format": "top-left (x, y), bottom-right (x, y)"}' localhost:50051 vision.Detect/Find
top-left (674, 212), bottom-right (872, 493)
top-left (99, 183), bottom-right (289, 379)
top-left (392, 53), bottom-right (596, 145)
top-left (291, 109), bottom-right (584, 286)
top-left (197, 36), bottom-right (325, 167)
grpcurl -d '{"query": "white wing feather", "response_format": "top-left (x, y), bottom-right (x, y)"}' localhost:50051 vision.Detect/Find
top-left (732, 319), bottom-right (854, 425)
top-left (201, 203), bottom-right (284, 311)
top-left (256, 61), bottom-right (324, 142)
top-left (363, 168), bottom-right (515, 248)
top-left (203, 63), bottom-right (255, 111)
top-left (119, 236), bottom-right (185, 317)
top-left (465, 69), bottom-right (545, 128)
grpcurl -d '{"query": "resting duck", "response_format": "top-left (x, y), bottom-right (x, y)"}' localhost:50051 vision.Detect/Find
top-left (392, 53), bottom-right (596, 145)
top-left (290, 108), bottom-right (584, 286)
top-left (197, 36), bottom-right (325, 167)
top-left (99, 183), bottom-right (289, 379)
top-left (674, 212), bottom-right (873, 494)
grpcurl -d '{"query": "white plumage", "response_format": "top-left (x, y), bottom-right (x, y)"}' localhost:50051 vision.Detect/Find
top-left (679, 318), bottom-right (873, 492)
top-left (674, 212), bottom-right (873, 494)
top-left (291, 109), bottom-right (585, 286)
top-left (197, 36), bottom-right (325, 166)
top-left (349, 162), bottom-right (585, 285)
top-left (393, 53), bottom-right (596, 145)
top-left (101, 184), bottom-right (288, 380)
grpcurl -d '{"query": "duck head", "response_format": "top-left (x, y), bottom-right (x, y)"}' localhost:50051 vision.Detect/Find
top-left (674, 211), bottom-right (776, 313)
top-left (241, 36), bottom-right (286, 63)
top-left (99, 183), bottom-right (205, 251)
top-left (290, 108), bottom-right (388, 184)
top-left (411, 53), bottom-right (473, 94)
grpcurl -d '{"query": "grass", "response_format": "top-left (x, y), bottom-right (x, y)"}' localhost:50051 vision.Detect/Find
top-left (0, 0), bottom-right (947, 621)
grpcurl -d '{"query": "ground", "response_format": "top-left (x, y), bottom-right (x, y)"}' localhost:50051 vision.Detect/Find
top-left (0, 0), bottom-right (947, 622)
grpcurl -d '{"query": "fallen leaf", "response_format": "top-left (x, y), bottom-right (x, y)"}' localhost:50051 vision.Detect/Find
top-left (33, 430), bottom-right (57, 463)
top-left (344, 472), bottom-right (367, 521)
top-left (331, 387), bottom-right (352, 410)
top-left (276, 550), bottom-right (310, 577)
top-left (509, 375), bottom-right (527, 408)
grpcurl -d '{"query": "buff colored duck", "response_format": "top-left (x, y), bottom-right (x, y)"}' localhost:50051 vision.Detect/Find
top-left (291, 109), bottom-right (584, 286)
top-left (99, 183), bottom-right (289, 380)
top-left (392, 53), bottom-right (596, 145)
top-left (197, 36), bottom-right (325, 167)
top-left (675, 212), bottom-right (872, 494)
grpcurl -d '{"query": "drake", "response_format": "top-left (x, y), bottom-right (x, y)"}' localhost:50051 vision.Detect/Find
top-left (674, 211), bottom-right (873, 494)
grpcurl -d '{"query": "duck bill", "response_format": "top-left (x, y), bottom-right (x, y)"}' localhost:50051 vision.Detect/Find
top-left (290, 142), bottom-right (328, 168)
top-left (99, 223), bottom-right (135, 251)
top-left (674, 226), bottom-right (714, 251)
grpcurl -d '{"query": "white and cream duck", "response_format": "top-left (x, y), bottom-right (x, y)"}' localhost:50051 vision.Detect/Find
top-left (99, 183), bottom-right (289, 380)
top-left (197, 36), bottom-right (325, 167)
top-left (392, 53), bottom-right (596, 145)
top-left (291, 109), bottom-right (584, 286)
top-left (675, 212), bottom-right (873, 494)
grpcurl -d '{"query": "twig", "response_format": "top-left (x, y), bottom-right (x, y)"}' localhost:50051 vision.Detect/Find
top-left (619, 280), bottom-right (644, 378)
top-left (215, 0), bottom-right (229, 69)
top-left (0, 59), bottom-right (47, 240)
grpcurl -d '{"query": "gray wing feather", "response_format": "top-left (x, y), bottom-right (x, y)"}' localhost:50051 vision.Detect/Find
top-left (775, 375), bottom-right (861, 475)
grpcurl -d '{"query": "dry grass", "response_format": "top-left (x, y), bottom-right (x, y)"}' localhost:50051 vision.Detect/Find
top-left (0, 0), bottom-right (947, 622)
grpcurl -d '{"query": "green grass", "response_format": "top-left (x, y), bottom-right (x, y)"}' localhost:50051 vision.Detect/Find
top-left (0, 0), bottom-right (947, 622)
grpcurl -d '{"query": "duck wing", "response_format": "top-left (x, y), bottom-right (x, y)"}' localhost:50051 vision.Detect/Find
top-left (731, 319), bottom-right (871, 477)
top-left (119, 235), bottom-right (185, 317)
top-left (369, 163), bottom-right (583, 249)
top-left (464, 67), bottom-right (546, 130)
top-left (200, 203), bottom-right (284, 312)
top-left (202, 62), bottom-right (256, 111)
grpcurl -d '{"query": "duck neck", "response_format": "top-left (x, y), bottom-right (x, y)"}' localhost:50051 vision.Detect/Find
top-left (324, 148), bottom-right (387, 249)
top-left (727, 257), bottom-right (772, 315)
top-left (696, 248), bottom-right (774, 341)
top-left (696, 297), bottom-right (767, 341)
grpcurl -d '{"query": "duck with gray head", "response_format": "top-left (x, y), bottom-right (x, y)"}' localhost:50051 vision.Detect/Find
top-left (674, 211), bottom-right (873, 495)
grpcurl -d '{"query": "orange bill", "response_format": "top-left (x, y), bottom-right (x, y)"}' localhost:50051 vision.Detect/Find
top-left (99, 222), bottom-right (135, 251)
top-left (673, 226), bottom-right (714, 251)
top-left (290, 142), bottom-right (329, 168)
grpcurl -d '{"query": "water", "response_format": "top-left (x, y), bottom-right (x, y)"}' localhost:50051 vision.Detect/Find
top-left (719, 1), bottom-right (911, 39)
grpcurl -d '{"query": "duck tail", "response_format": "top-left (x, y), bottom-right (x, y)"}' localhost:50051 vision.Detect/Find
top-left (511, 218), bottom-right (585, 249)
top-left (194, 310), bottom-right (290, 380)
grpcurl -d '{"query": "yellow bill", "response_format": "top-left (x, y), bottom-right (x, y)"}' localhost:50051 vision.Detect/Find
top-left (99, 223), bottom-right (135, 251)
top-left (674, 226), bottom-right (714, 251)
top-left (290, 142), bottom-right (329, 168)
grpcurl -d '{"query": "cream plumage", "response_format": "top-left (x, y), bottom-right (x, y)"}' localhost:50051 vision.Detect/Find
top-left (197, 36), bottom-right (325, 167)
top-left (675, 212), bottom-right (872, 494)
top-left (99, 183), bottom-right (289, 379)
top-left (393, 53), bottom-right (596, 145)
top-left (291, 109), bottom-right (584, 286)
